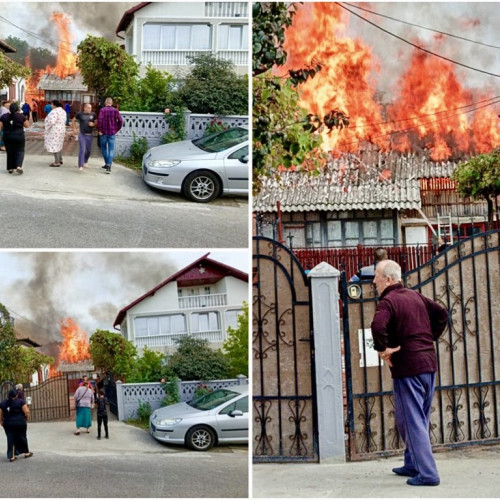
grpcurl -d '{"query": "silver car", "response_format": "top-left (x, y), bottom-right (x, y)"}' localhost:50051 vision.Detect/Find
top-left (149, 385), bottom-right (249, 451)
top-left (142, 126), bottom-right (249, 202)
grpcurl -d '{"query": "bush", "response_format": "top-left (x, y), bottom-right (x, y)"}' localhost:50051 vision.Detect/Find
top-left (136, 400), bottom-right (152, 423)
top-left (204, 119), bottom-right (229, 136)
top-left (129, 133), bottom-right (149, 161)
top-left (194, 383), bottom-right (213, 398)
top-left (161, 377), bottom-right (180, 406)
top-left (162, 107), bottom-right (187, 144)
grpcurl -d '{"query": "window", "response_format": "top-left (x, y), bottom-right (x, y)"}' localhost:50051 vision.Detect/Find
top-left (219, 396), bottom-right (248, 415)
top-left (143, 23), bottom-right (211, 50)
top-left (134, 314), bottom-right (186, 337)
top-left (191, 311), bottom-right (220, 332)
top-left (218, 24), bottom-right (248, 50)
top-left (225, 309), bottom-right (241, 330)
top-left (228, 144), bottom-right (248, 161)
top-left (305, 222), bottom-right (322, 247)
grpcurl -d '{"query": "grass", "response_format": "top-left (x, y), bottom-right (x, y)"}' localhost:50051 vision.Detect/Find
top-left (115, 155), bottom-right (142, 172)
top-left (124, 418), bottom-right (150, 431)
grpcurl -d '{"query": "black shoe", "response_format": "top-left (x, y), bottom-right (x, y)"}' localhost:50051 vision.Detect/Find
top-left (392, 466), bottom-right (418, 477)
top-left (97, 436), bottom-right (101, 440)
top-left (101, 165), bottom-right (108, 169)
top-left (105, 435), bottom-right (109, 439)
top-left (407, 476), bottom-right (440, 486)
top-left (105, 167), bottom-right (111, 174)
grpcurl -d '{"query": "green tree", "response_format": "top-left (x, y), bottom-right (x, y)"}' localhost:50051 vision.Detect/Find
top-left (5, 37), bottom-right (56, 70)
top-left (128, 347), bottom-right (166, 383)
top-left (179, 54), bottom-right (248, 115)
top-left (76, 35), bottom-right (139, 104)
top-left (0, 52), bottom-right (31, 90)
top-left (252, 2), bottom-right (349, 189)
top-left (0, 303), bottom-right (53, 382)
top-left (452, 149), bottom-right (500, 227)
top-left (89, 329), bottom-right (137, 381)
top-left (223, 303), bottom-right (248, 377)
top-left (168, 336), bottom-right (231, 381)
top-left (120, 63), bottom-right (175, 112)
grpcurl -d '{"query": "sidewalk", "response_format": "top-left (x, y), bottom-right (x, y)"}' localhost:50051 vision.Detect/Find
top-left (253, 444), bottom-right (500, 498)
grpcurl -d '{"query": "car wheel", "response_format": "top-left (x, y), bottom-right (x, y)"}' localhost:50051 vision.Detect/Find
top-left (184, 171), bottom-right (220, 203)
top-left (186, 425), bottom-right (216, 451)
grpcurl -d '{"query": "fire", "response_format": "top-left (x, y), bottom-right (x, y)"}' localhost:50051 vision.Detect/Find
top-left (281, 3), bottom-right (500, 161)
top-left (58, 318), bottom-right (91, 364)
top-left (50, 12), bottom-right (78, 78)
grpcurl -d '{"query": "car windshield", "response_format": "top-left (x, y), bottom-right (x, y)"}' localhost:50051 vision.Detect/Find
top-left (192, 127), bottom-right (248, 153)
top-left (187, 389), bottom-right (240, 411)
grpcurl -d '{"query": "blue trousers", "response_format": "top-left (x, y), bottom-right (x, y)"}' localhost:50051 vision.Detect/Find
top-left (100, 134), bottom-right (116, 167)
top-left (393, 372), bottom-right (439, 483)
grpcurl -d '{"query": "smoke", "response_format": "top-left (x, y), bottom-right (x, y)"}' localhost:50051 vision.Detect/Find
top-left (8, 252), bottom-right (177, 347)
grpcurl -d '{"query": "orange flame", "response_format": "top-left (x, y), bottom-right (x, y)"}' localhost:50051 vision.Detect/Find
top-left (50, 12), bottom-right (78, 78)
top-left (281, 3), bottom-right (500, 161)
top-left (58, 318), bottom-right (91, 364)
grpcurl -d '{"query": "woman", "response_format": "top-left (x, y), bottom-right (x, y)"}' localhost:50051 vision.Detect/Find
top-left (0, 102), bottom-right (29, 174)
top-left (73, 380), bottom-right (94, 435)
top-left (0, 389), bottom-right (33, 462)
top-left (44, 100), bottom-right (66, 167)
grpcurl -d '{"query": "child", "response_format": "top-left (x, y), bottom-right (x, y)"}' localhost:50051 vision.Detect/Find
top-left (95, 390), bottom-right (109, 440)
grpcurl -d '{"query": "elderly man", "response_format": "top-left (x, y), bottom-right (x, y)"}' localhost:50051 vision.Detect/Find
top-left (371, 259), bottom-right (448, 487)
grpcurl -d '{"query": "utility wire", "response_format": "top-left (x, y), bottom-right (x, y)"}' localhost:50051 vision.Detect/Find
top-left (342, 2), bottom-right (500, 51)
top-left (3, 303), bottom-right (56, 338)
top-left (336, 3), bottom-right (500, 78)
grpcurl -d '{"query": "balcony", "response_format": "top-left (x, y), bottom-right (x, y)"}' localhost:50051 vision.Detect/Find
top-left (178, 293), bottom-right (227, 309)
top-left (205, 2), bottom-right (248, 18)
top-left (135, 330), bottom-right (224, 348)
top-left (142, 49), bottom-right (248, 67)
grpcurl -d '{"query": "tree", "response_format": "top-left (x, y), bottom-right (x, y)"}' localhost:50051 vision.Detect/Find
top-left (452, 149), bottom-right (500, 228)
top-left (120, 64), bottom-right (176, 112)
top-left (128, 347), bottom-right (166, 383)
top-left (252, 2), bottom-right (349, 188)
top-left (76, 36), bottom-right (139, 104)
top-left (0, 52), bottom-right (31, 90)
top-left (5, 37), bottom-right (56, 70)
top-left (179, 54), bottom-right (248, 115)
top-left (89, 329), bottom-right (137, 381)
top-left (223, 304), bottom-right (248, 377)
top-left (0, 303), bottom-right (53, 383)
top-left (168, 336), bottom-right (231, 381)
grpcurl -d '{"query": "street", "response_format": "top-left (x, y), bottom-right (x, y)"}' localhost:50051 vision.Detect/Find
top-left (0, 133), bottom-right (248, 248)
top-left (0, 419), bottom-right (248, 498)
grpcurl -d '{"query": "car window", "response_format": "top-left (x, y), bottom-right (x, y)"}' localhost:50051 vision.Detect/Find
top-left (219, 396), bottom-right (248, 415)
top-left (193, 127), bottom-right (248, 153)
top-left (228, 145), bottom-right (248, 161)
top-left (187, 389), bottom-right (240, 411)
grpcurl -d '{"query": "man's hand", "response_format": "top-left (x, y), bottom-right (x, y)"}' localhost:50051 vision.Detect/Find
top-left (378, 346), bottom-right (401, 367)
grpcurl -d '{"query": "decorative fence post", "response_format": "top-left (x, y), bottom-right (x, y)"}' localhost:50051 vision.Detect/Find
top-left (115, 380), bottom-right (124, 421)
top-left (309, 262), bottom-right (346, 463)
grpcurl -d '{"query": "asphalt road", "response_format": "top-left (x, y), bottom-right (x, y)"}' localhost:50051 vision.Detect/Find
top-left (0, 135), bottom-right (248, 248)
top-left (0, 419), bottom-right (249, 498)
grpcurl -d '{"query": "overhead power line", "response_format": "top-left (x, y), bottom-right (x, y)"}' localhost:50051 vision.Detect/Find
top-left (343, 2), bottom-right (500, 51)
top-left (336, 3), bottom-right (500, 78)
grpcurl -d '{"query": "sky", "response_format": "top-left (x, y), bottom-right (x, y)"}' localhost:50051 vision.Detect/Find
top-left (0, 250), bottom-right (250, 358)
top-left (0, 1), bottom-right (136, 51)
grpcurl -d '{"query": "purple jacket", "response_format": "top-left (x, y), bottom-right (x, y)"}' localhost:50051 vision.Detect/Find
top-left (371, 283), bottom-right (449, 378)
top-left (97, 106), bottom-right (123, 136)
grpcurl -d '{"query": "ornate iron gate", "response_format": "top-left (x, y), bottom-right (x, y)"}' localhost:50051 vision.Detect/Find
top-left (342, 229), bottom-right (500, 460)
top-left (24, 375), bottom-right (70, 422)
top-left (253, 236), bottom-right (318, 462)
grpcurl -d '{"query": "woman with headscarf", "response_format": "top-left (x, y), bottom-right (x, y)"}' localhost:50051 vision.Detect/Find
top-left (73, 380), bottom-right (94, 435)
top-left (0, 102), bottom-right (29, 174)
top-left (0, 389), bottom-right (33, 462)
top-left (44, 99), bottom-right (67, 167)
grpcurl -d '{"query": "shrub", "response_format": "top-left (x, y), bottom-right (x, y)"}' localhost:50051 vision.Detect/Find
top-left (129, 133), bottom-right (149, 161)
top-left (194, 383), bottom-right (213, 398)
top-left (204, 119), bottom-right (229, 136)
top-left (161, 377), bottom-right (181, 406)
top-left (162, 107), bottom-right (187, 144)
top-left (136, 400), bottom-right (152, 423)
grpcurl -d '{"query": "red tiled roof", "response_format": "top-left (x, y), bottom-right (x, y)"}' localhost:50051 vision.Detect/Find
top-left (116, 2), bottom-right (152, 35)
top-left (113, 254), bottom-right (248, 328)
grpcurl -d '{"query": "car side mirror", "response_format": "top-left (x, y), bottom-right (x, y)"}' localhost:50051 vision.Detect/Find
top-left (229, 410), bottom-right (244, 418)
top-left (239, 155), bottom-right (249, 164)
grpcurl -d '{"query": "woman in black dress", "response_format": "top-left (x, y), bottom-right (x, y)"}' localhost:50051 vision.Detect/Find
top-left (0, 102), bottom-right (29, 174)
top-left (0, 389), bottom-right (33, 462)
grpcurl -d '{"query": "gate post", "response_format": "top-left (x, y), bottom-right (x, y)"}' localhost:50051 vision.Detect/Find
top-left (309, 262), bottom-right (346, 463)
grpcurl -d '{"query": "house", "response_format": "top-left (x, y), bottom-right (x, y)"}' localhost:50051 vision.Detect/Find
top-left (113, 253), bottom-right (248, 354)
top-left (115, 2), bottom-right (249, 77)
top-left (0, 39), bottom-right (25, 102)
top-left (254, 150), bottom-right (489, 249)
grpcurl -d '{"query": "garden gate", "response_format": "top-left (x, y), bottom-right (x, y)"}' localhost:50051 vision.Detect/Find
top-left (253, 236), bottom-right (318, 462)
top-left (24, 375), bottom-right (70, 422)
top-left (342, 229), bottom-right (500, 460)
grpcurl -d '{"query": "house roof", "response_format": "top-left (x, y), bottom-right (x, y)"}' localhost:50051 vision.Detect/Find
top-left (254, 152), bottom-right (460, 213)
top-left (0, 40), bottom-right (16, 53)
top-left (37, 73), bottom-right (88, 91)
top-left (113, 254), bottom-right (248, 328)
top-left (15, 337), bottom-right (41, 348)
top-left (116, 2), bottom-right (152, 35)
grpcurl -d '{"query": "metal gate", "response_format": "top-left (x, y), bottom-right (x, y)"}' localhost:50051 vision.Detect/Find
top-left (24, 375), bottom-right (70, 422)
top-left (342, 229), bottom-right (500, 460)
top-left (253, 236), bottom-right (318, 462)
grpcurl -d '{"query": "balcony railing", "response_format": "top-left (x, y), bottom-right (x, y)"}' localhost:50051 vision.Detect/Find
top-left (178, 293), bottom-right (227, 309)
top-left (135, 330), bottom-right (224, 348)
top-left (142, 49), bottom-right (248, 66)
top-left (205, 2), bottom-right (248, 18)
